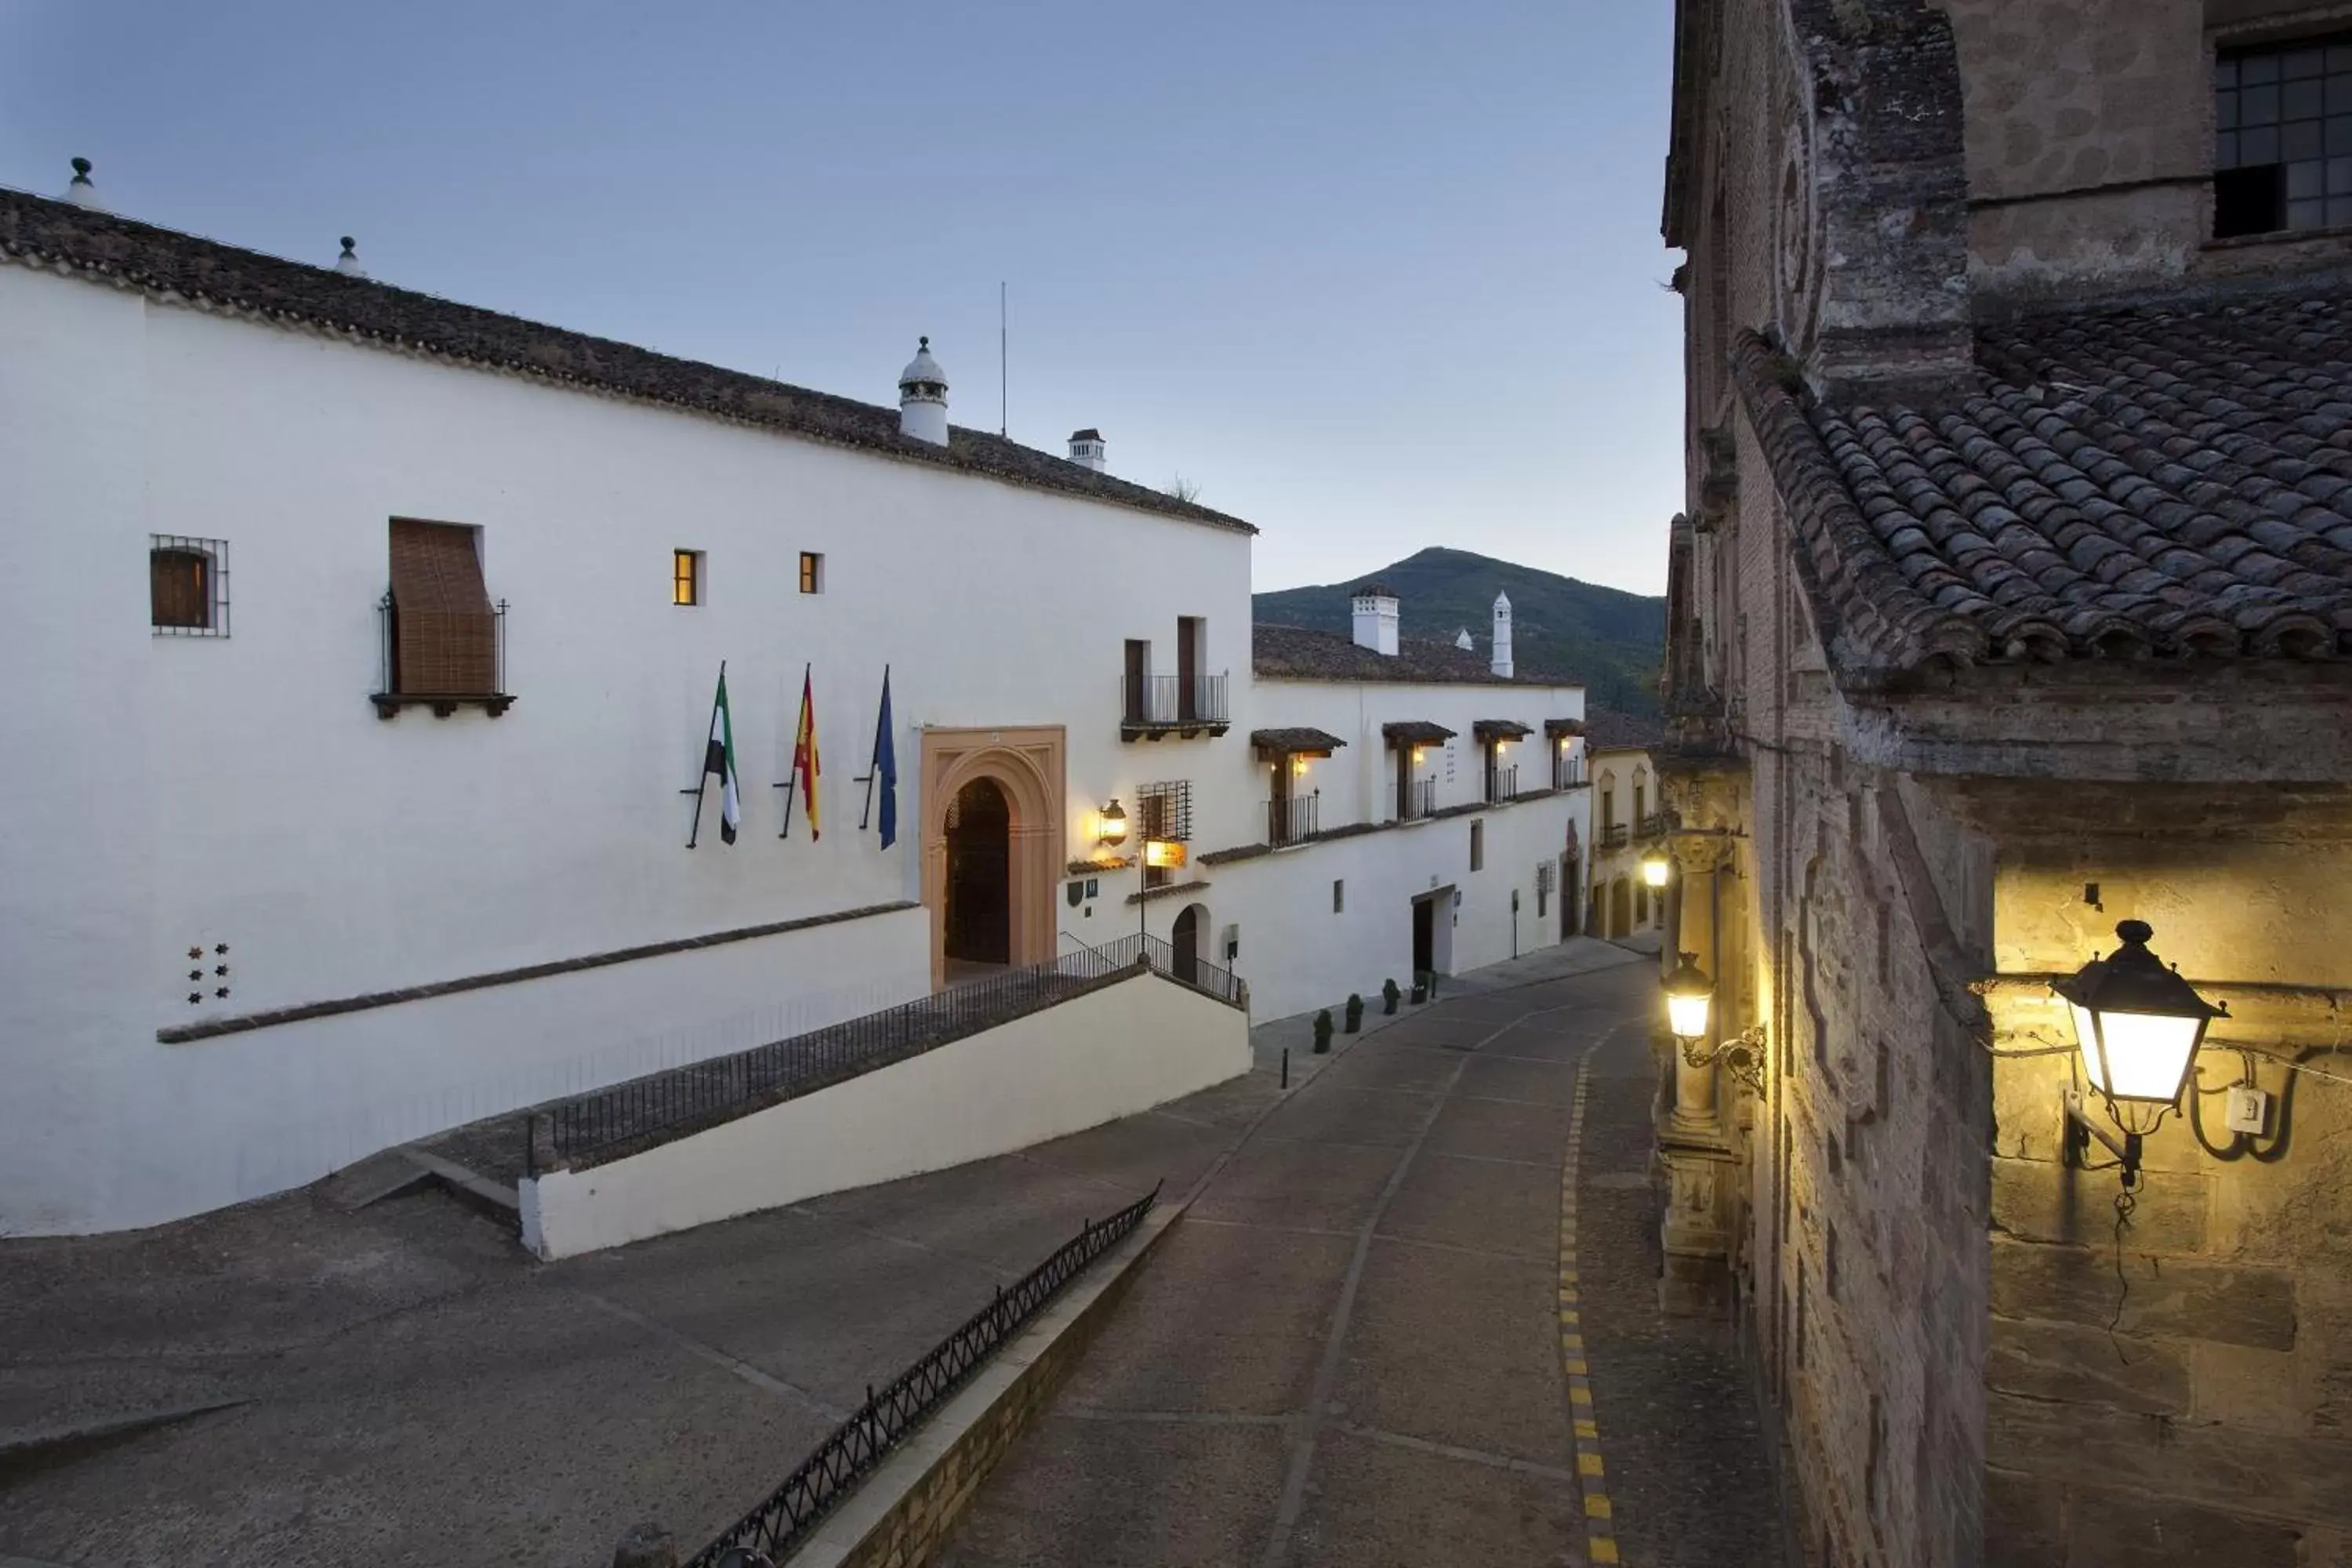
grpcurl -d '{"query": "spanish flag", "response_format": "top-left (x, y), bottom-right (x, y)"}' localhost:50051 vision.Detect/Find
top-left (793, 666), bottom-right (822, 840)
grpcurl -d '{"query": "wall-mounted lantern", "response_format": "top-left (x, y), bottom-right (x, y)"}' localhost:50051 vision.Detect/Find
top-left (1640, 848), bottom-right (1672, 890)
top-left (1662, 951), bottom-right (1766, 1095)
top-left (2055, 920), bottom-right (2226, 1186)
top-left (1097, 799), bottom-right (1128, 847)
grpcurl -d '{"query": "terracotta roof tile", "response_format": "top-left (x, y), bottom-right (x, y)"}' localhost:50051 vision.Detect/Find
top-left (1253, 624), bottom-right (1540, 685)
top-left (1583, 708), bottom-right (1665, 752)
top-left (0, 188), bottom-right (1252, 536)
top-left (1249, 727), bottom-right (1348, 753)
top-left (1737, 287), bottom-right (2352, 684)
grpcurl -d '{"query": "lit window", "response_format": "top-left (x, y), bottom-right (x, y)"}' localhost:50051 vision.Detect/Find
top-left (673, 550), bottom-right (702, 607)
top-left (2214, 37), bottom-right (2352, 237)
top-left (151, 535), bottom-right (227, 636)
top-left (799, 551), bottom-right (824, 595)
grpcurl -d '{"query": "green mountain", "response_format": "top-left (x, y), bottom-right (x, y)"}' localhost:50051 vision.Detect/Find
top-left (1254, 546), bottom-right (1665, 714)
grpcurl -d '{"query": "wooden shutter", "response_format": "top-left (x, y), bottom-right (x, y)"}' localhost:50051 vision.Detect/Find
top-left (388, 521), bottom-right (495, 695)
top-left (151, 548), bottom-right (209, 629)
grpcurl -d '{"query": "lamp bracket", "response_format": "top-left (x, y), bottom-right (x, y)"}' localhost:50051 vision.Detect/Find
top-left (2061, 1089), bottom-right (2143, 1189)
top-left (1680, 1023), bottom-right (1768, 1098)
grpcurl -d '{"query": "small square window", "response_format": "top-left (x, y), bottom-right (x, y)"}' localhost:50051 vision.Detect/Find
top-left (673, 549), bottom-right (703, 606)
top-left (1333, 879), bottom-right (1345, 914)
top-left (151, 535), bottom-right (228, 636)
top-left (799, 551), bottom-right (824, 595)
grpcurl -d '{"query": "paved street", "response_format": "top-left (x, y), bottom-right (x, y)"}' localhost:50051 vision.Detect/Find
top-left (943, 953), bottom-right (1785, 1568)
top-left (0, 941), bottom-right (1781, 1566)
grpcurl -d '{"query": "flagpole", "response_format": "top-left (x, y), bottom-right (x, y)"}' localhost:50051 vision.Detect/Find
top-left (684, 659), bottom-right (723, 849)
top-left (776, 661), bottom-right (811, 840)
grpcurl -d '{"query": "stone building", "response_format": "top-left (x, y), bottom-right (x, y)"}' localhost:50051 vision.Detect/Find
top-left (1583, 709), bottom-right (1669, 940)
top-left (1658, 2), bottom-right (2352, 1563)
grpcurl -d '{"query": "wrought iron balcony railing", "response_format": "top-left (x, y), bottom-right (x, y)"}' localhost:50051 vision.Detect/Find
top-left (1267, 792), bottom-right (1319, 848)
top-left (1121, 673), bottom-right (1230, 739)
top-left (1554, 757), bottom-right (1588, 789)
top-left (1599, 822), bottom-right (1630, 850)
top-left (1398, 777), bottom-right (1437, 822)
top-left (372, 595), bottom-right (513, 719)
top-left (1486, 764), bottom-right (1519, 804)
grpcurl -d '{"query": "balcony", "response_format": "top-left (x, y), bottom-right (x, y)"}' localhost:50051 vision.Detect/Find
top-left (1484, 764), bottom-right (1519, 804)
top-left (1121, 673), bottom-right (1230, 741)
top-left (1637, 812), bottom-right (1667, 840)
top-left (1397, 777), bottom-right (1437, 822)
top-left (372, 595), bottom-right (514, 719)
top-left (1599, 822), bottom-right (1630, 851)
top-left (1553, 757), bottom-right (1588, 789)
top-left (1267, 792), bottom-right (1320, 848)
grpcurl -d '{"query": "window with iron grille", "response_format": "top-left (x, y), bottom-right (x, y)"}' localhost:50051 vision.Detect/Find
top-left (2215, 38), bottom-right (2352, 237)
top-left (1138, 780), bottom-right (1191, 891)
top-left (1536, 859), bottom-right (1552, 917)
top-left (151, 535), bottom-right (228, 636)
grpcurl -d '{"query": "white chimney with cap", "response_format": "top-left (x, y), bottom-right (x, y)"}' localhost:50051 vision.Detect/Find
top-left (1351, 583), bottom-right (1400, 657)
top-left (334, 237), bottom-right (368, 278)
top-left (1454, 628), bottom-right (1474, 651)
top-left (1069, 428), bottom-right (1106, 472)
top-left (898, 337), bottom-right (949, 446)
top-left (64, 157), bottom-right (103, 210)
top-left (1490, 590), bottom-right (1514, 679)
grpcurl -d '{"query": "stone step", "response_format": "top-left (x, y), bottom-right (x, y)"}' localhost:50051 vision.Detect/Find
top-left (318, 1149), bottom-right (436, 1212)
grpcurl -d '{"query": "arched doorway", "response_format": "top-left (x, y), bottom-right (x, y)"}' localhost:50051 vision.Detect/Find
top-left (1171, 902), bottom-right (1207, 984)
top-left (945, 778), bottom-right (1011, 971)
top-left (1609, 877), bottom-right (1632, 940)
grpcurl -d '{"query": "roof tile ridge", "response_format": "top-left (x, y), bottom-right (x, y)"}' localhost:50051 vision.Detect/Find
top-left (1736, 339), bottom-right (1989, 679)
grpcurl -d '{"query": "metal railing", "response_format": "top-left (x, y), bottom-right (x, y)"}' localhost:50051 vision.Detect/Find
top-left (1267, 792), bottom-right (1319, 848)
top-left (1486, 764), bottom-right (1519, 804)
top-left (1554, 757), bottom-right (1588, 789)
top-left (536, 932), bottom-right (1240, 1169)
top-left (372, 594), bottom-right (511, 717)
top-left (1599, 822), bottom-right (1629, 850)
top-left (684, 1185), bottom-right (1160, 1568)
top-left (1398, 777), bottom-right (1437, 822)
top-left (1122, 672), bottom-right (1229, 728)
top-left (1636, 812), bottom-right (1666, 840)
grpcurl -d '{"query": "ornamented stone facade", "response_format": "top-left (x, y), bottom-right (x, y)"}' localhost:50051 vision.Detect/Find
top-left (1661, 2), bottom-right (2352, 1563)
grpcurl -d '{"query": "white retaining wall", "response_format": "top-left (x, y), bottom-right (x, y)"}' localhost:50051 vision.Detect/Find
top-left (519, 969), bottom-right (1250, 1259)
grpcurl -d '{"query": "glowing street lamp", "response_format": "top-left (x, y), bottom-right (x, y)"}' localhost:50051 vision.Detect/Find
top-left (2056, 921), bottom-right (2225, 1181)
top-left (1640, 848), bottom-right (1672, 890)
top-left (1662, 951), bottom-right (1714, 1042)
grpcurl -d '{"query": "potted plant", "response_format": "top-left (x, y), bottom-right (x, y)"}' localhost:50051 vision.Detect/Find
top-left (1312, 1008), bottom-right (1335, 1054)
top-left (1344, 993), bottom-right (1364, 1033)
top-left (1381, 977), bottom-right (1400, 1015)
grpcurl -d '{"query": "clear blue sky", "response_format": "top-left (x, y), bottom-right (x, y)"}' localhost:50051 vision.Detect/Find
top-left (0, 1), bottom-right (1682, 596)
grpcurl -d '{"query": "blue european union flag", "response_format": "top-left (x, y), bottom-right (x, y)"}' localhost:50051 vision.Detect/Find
top-left (874, 666), bottom-right (898, 850)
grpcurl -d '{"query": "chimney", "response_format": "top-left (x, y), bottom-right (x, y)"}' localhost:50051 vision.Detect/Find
top-left (334, 237), bottom-right (368, 278)
top-left (1068, 428), bottom-right (1107, 473)
top-left (64, 157), bottom-right (103, 210)
top-left (1490, 590), bottom-right (1514, 679)
top-left (1454, 628), bottom-right (1473, 651)
top-left (1350, 583), bottom-right (1399, 657)
top-left (897, 336), bottom-right (949, 446)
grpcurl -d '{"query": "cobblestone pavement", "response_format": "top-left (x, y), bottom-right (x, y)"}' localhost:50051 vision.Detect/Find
top-left (942, 955), bottom-right (1788, 1568)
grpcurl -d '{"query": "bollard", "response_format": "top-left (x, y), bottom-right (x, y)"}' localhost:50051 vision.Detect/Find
top-left (1281, 1047), bottom-right (1290, 1089)
top-left (612, 1523), bottom-right (677, 1568)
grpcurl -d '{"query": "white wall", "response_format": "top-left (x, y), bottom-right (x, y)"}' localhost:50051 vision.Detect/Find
top-left (0, 263), bottom-right (1250, 1232)
top-left (521, 968), bottom-right (1249, 1259)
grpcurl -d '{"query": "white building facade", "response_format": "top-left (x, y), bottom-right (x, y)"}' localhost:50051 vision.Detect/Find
top-left (0, 187), bottom-right (1585, 1233)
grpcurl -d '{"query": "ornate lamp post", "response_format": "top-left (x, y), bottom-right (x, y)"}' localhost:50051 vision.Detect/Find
top-left (1662, 951), bottom-right (1766, 1097)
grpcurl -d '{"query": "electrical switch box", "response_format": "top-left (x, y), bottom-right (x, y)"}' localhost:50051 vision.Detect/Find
top-left (2225, 1084), bottom-right (2271, 1137)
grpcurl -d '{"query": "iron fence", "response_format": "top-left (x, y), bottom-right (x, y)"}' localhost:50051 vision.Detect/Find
top-left (1398, 777), bottom-right (1437, 822)
top-left (1486, 764), bottom-right (1519, 804)
top-left (684, 1184), bottom-right (1161, 1568)
top-left (1266, 792), bottom-right (1319, 847)
top-left (1122, 672), bottom-right (1229, 728)
top-left (536, 931), bottom-right (1242, 1170)
top-left (1554, 755), bottom-right (1588, 789)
